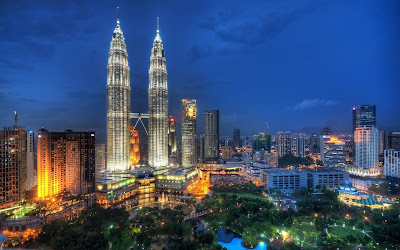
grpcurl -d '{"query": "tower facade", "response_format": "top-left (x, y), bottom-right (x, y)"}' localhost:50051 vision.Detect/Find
top-left (204, 110), bottom-right (219, 160)
top-left (148, 21), bottom-right (168, 168)
top-left (106, 18), bottom-right (131, 172)
top-left (181, 99), bottom-right (197, 167)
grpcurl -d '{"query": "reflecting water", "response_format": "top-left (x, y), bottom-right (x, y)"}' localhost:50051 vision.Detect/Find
top-left (218, 238), bottom-right (267, 250)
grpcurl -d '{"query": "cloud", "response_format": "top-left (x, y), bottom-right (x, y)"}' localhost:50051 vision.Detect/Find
top-left (201, 1), bottom-right (328, 47)
top-left (293, 98), bottom-right (337, 110)
top-left (187, 45), bottom-right (212, 62)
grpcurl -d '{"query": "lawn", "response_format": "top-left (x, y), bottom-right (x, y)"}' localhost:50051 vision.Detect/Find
top-left (218, 192), bottom-right (270, 202)
top-left (328, 226), bottom-right (368, 244)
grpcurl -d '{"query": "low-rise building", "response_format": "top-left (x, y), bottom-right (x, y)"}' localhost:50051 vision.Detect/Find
top-left (155, 168), bottom-right (198, 194)
top-left (261, 169), bottom-right (308, 193)
top-left (305, 167), bottom-right (349, 192)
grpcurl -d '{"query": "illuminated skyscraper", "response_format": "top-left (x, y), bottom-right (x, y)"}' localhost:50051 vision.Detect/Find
top-left (106, 15), bottom-right (131, 172)
top-left (352, 105), bottom-right (376, 132)
top-left (0, 126), bottom-right (26, 208)
top-left (148, 19), bottom-right (168, 168)
top-left (205, 110), bottom-right (219, 161)
top-left (37, 129), bottom-right (95, 198)
top-left (130, 126), bottom-right (140, 167)
top-left (181, 99), bottom-right (197, 167)
top-left (355, 126), bottom-right (379, 173)
top-left (324, 137), bottom-right (346, 168)
top-left (276, 132), bottom-right (292, 157)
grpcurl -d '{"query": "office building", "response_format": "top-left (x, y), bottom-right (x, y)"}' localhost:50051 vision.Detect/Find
top-left (204, 110), bottom-right (219, 161)
top-left (319, 128), bottom-right (332, 162)
top-left (37, 129), bottom-right (95, 198)
top-left (252, 133), bottom-right (271, 152)
top-left (324, 137), bottom-right (346, 168)
top-left (233, 129), bottom-right (241, 150)
top-left (199, 134), bottom-right (205, 162)
top-left (306, 168), bottom-right (349, 192)
top-left (95, 144), bottom-right (106, 172)
top-left (181, 99), bottom-right (197, 167)
top-left (384, 149), bottom-right (400, 179)
top-left (276, 132), bottom-right (292, 157)
top-left (0, 126), bottom-right (26, 208)
top-left (261, 169), bottom-right (308, 194)
top-left (148, 20), bottom-right (168, 168)
top-left (352, 105), bottom-right (376, 132)
top-left (296, 134), bottom-right (306, 157)
top-left (26, 130), bottom-right (36, 190)
top-left (309, 133), bottom-right (319, 155)
top-left (106, 16), bottom-right (131, 172)
top-left (354, 126), bottom-right (379, 173)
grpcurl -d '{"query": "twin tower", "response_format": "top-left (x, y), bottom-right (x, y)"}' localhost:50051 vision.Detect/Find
top-left (106, 17), bottom-right (168, 171)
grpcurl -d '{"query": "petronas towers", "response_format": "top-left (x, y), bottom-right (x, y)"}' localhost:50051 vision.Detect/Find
top-left (148, 23), bottom-right (169, 168)
top-left (106, 18), bottom-right (131, 172)
top-left (106, 16), bottom-right (168, 171)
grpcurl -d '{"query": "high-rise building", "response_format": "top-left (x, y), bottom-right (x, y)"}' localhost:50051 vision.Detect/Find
top-left (148, 19), bottom-right (168, 168)
top-left (391, 132), bottom-right (400, 150)
top-left (296, 134), bottom-right (306, 157)
top-left (309, 133), bottom-right (319, 156)
top-left (167, 116), bottom-right (177, 163)
top-left (233, 129), bottom-right (241, 150)
top-left (276, 132), bottom-right (292, 157)
top-left (181, 99), bottom-right (197, 167)
top-left (106, 16), bottom-right (131, 172)
top-left (130, 126), bottom-right (140, 167)
top-left (0, 126), bottom-right (26, 208)
top-left (324, 136), bottom-right (346, 169)
top-left (199, 134), bottom-right (205, 162)
top-left (26, 130), bottom-right (35, 190)
top-left (204, 110), bottom-right (219, 161)
top-left (355, 126), bottom-right (379, 171)
top-left (352, 105), bottom-right (376, 132)
top-left (384, 149), bottom-right (400, 179)
top-left (95, 144), bottom-right (106, 172)
top-left (37, 129), bottom-right (95, 198)
top-left (252, 133), bottom-right (271, 152)
top-left (319, 128), bottom-right (332, 162)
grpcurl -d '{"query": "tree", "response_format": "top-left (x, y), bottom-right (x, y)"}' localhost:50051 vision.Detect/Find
top-left (242, 226), bottom-right (258, 247)
top-left (281, 242), bottom-right (301, 250)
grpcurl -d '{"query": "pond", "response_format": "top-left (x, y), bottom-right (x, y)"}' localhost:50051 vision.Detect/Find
top-left (216, 227), bottom-right (240, 243)
top-left (218, 238), bottom-right (267, 250)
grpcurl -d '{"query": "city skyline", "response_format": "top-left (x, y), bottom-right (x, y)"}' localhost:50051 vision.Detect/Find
top-left (1, 0), bottom-right (399, 144)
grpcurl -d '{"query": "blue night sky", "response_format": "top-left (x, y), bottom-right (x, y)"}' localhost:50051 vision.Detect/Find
top-left (0, 0), bottom-right (399, 143)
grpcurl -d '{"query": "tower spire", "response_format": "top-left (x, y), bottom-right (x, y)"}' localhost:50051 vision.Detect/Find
top-left (157, 17), bottom-right (159, 34)
top-left (117, 6), bottom-right (120, 24)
